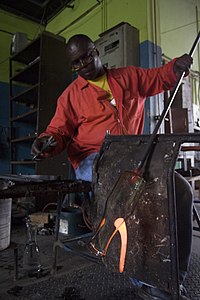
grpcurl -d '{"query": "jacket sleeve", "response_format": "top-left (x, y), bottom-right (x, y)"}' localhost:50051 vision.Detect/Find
top-left (133, 58), bottom-right (179, 97)
top-left (39, 89), bottom-right (78, 156)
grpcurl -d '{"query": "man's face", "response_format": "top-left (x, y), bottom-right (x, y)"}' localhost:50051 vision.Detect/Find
top-left (69, 41), bottom-right (104, 80)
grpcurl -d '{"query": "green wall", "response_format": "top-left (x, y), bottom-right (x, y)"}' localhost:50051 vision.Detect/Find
top-left (47, 0), bottom-right (148, 41)
top-left (0, 0), bottom-right (200, 82)
top-left (46, 0), bottom-right (200, 71)
top-left (160, 0), bottom-right (200, 71)
top-left (46, 0), bottom-right (148, 42)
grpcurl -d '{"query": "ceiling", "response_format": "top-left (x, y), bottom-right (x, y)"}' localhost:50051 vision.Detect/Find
top-left (0, 0), bottom-right (74, 25)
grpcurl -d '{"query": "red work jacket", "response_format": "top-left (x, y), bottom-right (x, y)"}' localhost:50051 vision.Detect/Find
top-left (41, 59), bottom-right (177, 169)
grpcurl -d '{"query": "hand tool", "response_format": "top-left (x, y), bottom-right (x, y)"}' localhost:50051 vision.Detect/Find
top-left (32, 136), bottom-right (56, 161)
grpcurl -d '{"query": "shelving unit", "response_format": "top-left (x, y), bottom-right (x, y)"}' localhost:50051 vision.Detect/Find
top-left (9, 31), bottom-right (72, 177)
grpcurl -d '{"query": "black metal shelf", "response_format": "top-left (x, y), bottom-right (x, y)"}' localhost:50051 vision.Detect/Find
top-left (11, 160), bottom-right (36, 165)
top-left (10, 37), bottom-right (40, 65)
top-left (10, 60), bottom-right (40, 85)
top-left (10, 83), bottom-right (39, 105)
top-left (9, 31), bottom-right (71, 175)
top-left (11, 135), bottom-right (37, 143)
top-left (10, 109), bottom-right (38, 123)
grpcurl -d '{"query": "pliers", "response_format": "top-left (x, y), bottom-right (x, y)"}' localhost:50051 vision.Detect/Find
top-left (32, 136), bottom-right (56, 160)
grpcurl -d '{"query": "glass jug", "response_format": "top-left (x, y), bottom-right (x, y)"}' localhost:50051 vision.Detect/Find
top-left (23, 217), bottom-right (41, 276)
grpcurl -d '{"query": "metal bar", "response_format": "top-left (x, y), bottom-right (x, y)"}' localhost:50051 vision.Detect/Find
top-left (193, 205), bottom-right (200, 231)
top-left (51, 192), bottom-right (63, 275)
top-left (0, 179), bottom-right (91, 199)
top-left (13, 247), bottom-right (18, 281)
top-left (181, 146), bottom-right (200, 151)
top-left (167, 142), bottom-right (182, 299)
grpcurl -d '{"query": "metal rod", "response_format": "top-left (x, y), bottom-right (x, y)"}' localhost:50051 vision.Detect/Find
top-left (14, 247), bottom-right (18, 281)
top-left (167, 169), bottom-right (180, 298)
top-left (181, 146), bottom-right (200, 151)
top-left (51, 192), bottom-right (63, 275)
top-left (0, 179), bottom-right (91, 199)
top-left (138, 31), bottom-right (200, 171)
top-left (193, 205), bottom-right (200, 231)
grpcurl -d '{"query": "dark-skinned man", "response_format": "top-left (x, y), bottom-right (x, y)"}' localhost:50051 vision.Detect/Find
top-left (31, 34), bottom-right (193, 300)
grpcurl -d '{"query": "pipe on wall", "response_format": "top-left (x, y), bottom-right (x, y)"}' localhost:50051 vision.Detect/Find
top-left (56, 0), bottom-right (102, 36)
top-left (195, 6), bottom-right (200, 112)
top-left (150, 0), bottom-right (160, 68)
top-left (101, 0), bottom-right (107, 33)
top-left (195, 5), bottom-right (200, 73)
top-left (149, 0), bottom-right (163, 133)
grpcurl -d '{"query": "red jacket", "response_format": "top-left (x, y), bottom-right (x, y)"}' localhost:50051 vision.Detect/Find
top-left (41, 59), bottom-right (177, 169)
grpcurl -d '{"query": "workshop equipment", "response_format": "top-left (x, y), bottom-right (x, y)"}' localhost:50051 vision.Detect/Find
top-left (91, 133), bottom-right (200, 299)
top-left (89, 31), bottom-right (200, 262)
top-left (1, 135), bottom-right (200, 299)
top-left (60, 206), bottom-right (89, 236)
top-left (86, 32), bottom-right (200, 299)
top-left (0, 32), bottom-right (199, 300)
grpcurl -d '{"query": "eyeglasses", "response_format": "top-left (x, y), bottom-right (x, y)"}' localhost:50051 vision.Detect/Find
top-left (72, 47), bottom-right (97, 72)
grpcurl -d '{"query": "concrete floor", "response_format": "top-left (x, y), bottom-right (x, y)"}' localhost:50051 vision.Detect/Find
top-left (0, 204), bottom-right (200, 300)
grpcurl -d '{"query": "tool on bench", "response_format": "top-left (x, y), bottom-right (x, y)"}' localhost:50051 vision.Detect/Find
top-left (89, 32), bottom-right (200, 273)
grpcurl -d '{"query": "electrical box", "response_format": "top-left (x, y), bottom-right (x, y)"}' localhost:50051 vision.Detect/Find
top-left (95, 22), bottom-right (140, 68)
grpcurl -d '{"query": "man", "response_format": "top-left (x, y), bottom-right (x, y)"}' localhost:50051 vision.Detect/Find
top-left (31, 34), bottom-right (193, 299)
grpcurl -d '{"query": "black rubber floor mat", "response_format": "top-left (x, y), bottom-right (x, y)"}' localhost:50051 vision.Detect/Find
top-left (2, 252), bottom-right (200, 300)
top-left (184, 252), bottom-right (200, 300)
top-left (6, 265), bottom-right (140, 300)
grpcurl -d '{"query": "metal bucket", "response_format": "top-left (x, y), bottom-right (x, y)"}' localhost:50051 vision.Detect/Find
top-left (0, 198), bottom-right (12, 251)
top-left (59, 207), bottom-right (88, 236)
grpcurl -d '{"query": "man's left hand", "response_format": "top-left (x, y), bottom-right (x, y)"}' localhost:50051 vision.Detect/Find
top-left (173, 54), bottom-right (193, 75)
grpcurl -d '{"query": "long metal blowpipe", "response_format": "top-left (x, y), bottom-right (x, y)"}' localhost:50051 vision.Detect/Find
top-left (137, 31), bottom-right (200, 171)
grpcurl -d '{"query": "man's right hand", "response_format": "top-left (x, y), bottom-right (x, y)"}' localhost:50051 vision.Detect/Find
top-left (31, 135), bottom-right (57, 159)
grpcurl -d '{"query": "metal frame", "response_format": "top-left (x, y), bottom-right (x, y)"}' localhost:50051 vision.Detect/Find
top-left (91, 133), bottom-right (200, 299)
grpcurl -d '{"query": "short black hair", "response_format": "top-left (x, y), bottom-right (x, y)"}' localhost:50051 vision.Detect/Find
top-left (66, 34), bottom-right (95, 54)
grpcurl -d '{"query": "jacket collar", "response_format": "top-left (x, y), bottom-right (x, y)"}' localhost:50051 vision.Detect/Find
top-left (76, 67), bottom-right (119, 89)
top-left (76, 75), bottom-right (89, 89)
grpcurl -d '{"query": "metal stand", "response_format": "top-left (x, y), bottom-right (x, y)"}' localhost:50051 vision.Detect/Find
top-left (193, 201), bottom-right (200, 231)
top-left (51, 192), bottom-right (64, 275)
top-left (91, 133), bottom-right (200, 300)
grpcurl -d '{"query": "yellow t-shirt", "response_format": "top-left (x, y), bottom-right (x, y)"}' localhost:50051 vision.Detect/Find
top-left (88, 73), bottom-right (116, 106)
